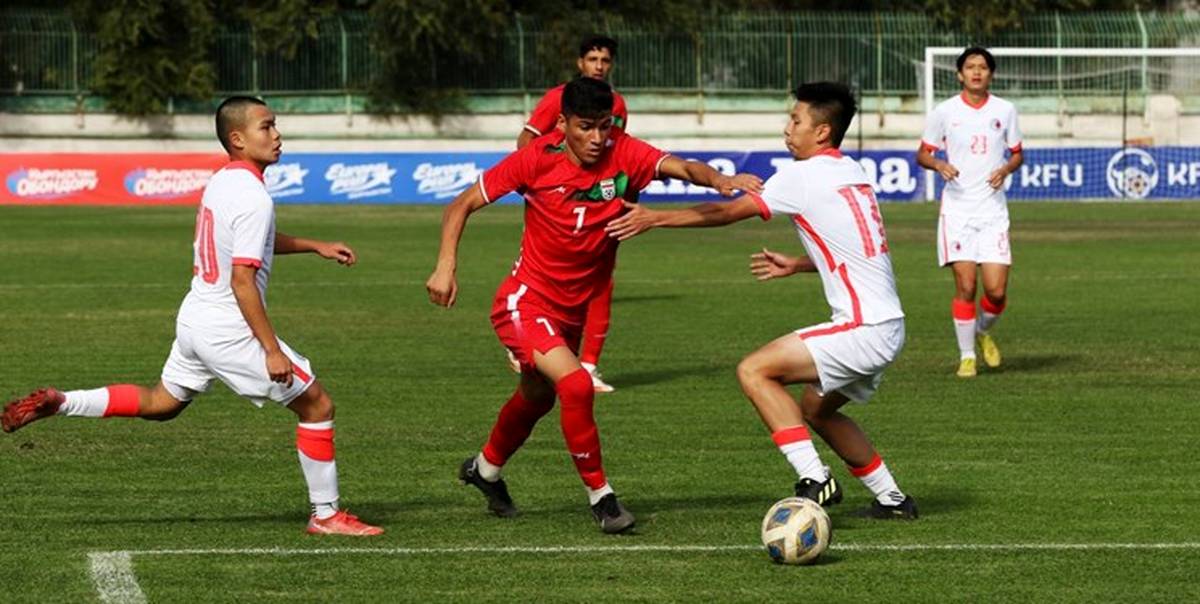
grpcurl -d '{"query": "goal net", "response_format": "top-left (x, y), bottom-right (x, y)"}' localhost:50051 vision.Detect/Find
top-left (920, 47), bottom-right (1200, 201)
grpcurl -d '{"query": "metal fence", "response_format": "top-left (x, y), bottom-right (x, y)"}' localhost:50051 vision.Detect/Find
top-left (3, 10), bottom-right (1199, 101)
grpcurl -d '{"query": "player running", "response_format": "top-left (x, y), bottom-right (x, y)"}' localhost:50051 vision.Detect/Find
top-left (1, 96), bottom-right (383, 536)
top-left (427, 77), bottom-right (762, 533)
top-left (607, 82), bottom-right (917, 520)
top-left (513, 35), bottom-right (627, 393)
top-left (916, 46), bottom-right (1023, 378)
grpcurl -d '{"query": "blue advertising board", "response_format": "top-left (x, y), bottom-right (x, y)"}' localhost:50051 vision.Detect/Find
top-left (262, 148), bottom-right (1200, 204)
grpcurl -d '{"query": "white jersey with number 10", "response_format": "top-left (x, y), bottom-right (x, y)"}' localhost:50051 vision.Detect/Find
top-left (751, 149), bottom-right (905, 328)
top-left (178, 161), bottom-right (276, 335)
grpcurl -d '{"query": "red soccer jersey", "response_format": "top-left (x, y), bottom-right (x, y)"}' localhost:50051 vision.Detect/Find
top-left (479, 132), bottom-right (667, 308)
top-left (524, 83), bottom-right (628, 139)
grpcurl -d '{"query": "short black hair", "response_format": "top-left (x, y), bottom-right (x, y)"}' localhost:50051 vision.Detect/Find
top-left (792, 82), bottom-right (857, 148)
top-left (956, 46), bottom-right (996, 72)
top-left (562, 77), bottom-right (614, 120)
top-left (579, 35), bottom-right (617, 59)
top-left (215, 96), bottom-right (268, 153)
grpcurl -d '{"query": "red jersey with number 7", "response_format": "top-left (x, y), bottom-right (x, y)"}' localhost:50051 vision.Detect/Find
top-left (479, 132), bottom-right (668, 308)
top-left (752, 148), bottom-right (905, 327)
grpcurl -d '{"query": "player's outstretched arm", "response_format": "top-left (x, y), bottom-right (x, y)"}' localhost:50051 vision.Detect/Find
top-left (749, 247), bottom-right (816, 281)
top-left (606, 195), bottom-right (766, 241)
top-left (916, 145), bottom-right (959, 182)
top-left (658, 155), bottom-right (763, 197)
top-left (275, 232), bottom-right (357, 265)
top-left (426, 182), bottom-right (489, 308)
top-left (231, 265), bottom-right (293, 386)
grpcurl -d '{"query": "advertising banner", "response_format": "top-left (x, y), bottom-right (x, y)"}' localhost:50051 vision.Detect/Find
top-left (3, 147), bottom-right (1196, 205)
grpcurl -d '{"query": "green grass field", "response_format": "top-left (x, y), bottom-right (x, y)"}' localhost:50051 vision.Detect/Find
top-left (2, 201), bottom-right (1198, 602)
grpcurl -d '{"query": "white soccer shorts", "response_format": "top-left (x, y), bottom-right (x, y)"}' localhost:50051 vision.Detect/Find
top-left (795, 318), bottom-right (905, 403)
top-left (937, 213), bottom-right (1012, 267)
top-left (160, 323), bottom-right (316, 406)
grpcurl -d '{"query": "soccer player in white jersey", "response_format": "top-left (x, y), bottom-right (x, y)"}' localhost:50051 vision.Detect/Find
top-left (917, 47), bottom-right (1024, 378)
top-left (1, 96), bottom-right (383, 536)
top-left (607, 82), bottom-right (917, 519)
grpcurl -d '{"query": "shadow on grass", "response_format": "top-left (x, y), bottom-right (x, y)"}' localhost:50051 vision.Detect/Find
top-left (990, 353), bottom-right (1080, 374)
top-left (611, 293), bottom-right (684, 306)
top-left (609, 363), bottom-right (729, 389)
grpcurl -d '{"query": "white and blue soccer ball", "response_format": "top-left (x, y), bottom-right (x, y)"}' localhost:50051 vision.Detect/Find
top-left (761, 497), bottom-right (832, 565)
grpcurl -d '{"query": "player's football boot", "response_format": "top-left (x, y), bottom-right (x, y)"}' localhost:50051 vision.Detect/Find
top-left (977, 332), bottom-right (1001, 368)
top-left (587, 366), bottom-right (615, 394)
top-left (2, 388), bottom-right (65, 433)
top-left (306, 510), bottom-right (384, 536)
top-left (590, 493), bottom-right (636, 534)
top-left (458, 456), bottom-right (519, 518)
top-left (956, 357), bottom-right (977, 378)
top-left (794, 475), bottom-right (843, 507)
top-left (853, 495), bottom-right (919, 520)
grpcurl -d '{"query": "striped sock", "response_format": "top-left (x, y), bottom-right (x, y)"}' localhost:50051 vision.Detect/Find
top-left (772, 425), bottom-right (827, 482)
top-left (977, 295), bottom-right (1006, 333)
top-left (58, 385), bottom-right (141, 418)
top-left (297, 420), bottom-right (339, 520)
top-left (849, 453), bottom-right (905, 505)
top-left (952, 299), bottom-right (976, 359)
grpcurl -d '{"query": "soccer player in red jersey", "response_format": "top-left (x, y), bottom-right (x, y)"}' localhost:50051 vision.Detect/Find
top-left (1, 97), bottom-right (382, 536)
top-left (514, 35), bottom-right (627, 393)
top-left (428, 77), bottom-right (762, 533)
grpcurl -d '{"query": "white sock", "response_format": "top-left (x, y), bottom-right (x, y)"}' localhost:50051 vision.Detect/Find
top-left (297, 420), bottom-right (339, 520)
top-left (780, 440), bottom-right (827, 483)
top-left (58, 388), bottom-right (109, 417)
top-left (475, 452), bottom-right (502, 482)
top-left (587, 482), bottom-right (613, 506)
top-left (853, 457), bottom-right (906, 506)
top-left (954, 319), bottom-right (976, 359)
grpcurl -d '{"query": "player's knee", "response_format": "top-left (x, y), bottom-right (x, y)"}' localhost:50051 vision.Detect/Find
top-left (984, 290), bottom-right (1007, 306)
top-left (736, 356), bottom-right (767, 388)
top-left (554, 369), bottom-right (593, 403)
top-left (289, 383), bottom-right (334, 423)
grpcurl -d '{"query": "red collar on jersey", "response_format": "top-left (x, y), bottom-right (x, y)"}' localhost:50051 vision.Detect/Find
top-left (811, 147), bottom-right (844, 159)
top-left (223, 160), bottom-right (265, 183)
top-left (960, 91), bottom-right (990, 110)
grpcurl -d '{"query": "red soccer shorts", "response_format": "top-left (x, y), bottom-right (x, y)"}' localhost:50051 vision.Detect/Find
top-left (490, 276), bottom-right (584, 370)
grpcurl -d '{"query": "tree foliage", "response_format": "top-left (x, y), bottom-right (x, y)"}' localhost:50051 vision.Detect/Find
top-left (41, 0), bottom-right (1175, 115)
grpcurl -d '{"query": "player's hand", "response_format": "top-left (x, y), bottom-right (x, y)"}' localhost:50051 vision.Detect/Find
top-left (988, 168), bottom-right (1008, 189)
top-left (605, 200), bottom-right (658, 241)
top-left (937, 161), bottom-right (960, 181)
top-left (265, 349), bottom-right (294, 386)
top-left (750, 248), bottom-right (801, 281)
top-left (714, 173), bottom-right (764, 197)
top-left (317, 241), bottom-right (357, 266)
top-left (426, 269), bottom-right (458, 308)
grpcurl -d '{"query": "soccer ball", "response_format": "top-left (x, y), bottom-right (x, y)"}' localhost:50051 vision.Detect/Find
top-left (760, 497), bottom-right (832, 565)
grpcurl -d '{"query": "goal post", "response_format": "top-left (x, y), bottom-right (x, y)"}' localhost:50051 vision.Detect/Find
top-left (920, 46), bottom-right (1200, 201)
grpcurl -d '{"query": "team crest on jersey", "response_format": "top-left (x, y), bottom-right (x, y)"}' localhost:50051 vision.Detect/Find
top-left (573, 172), bottom-right (628, 202)
top-left (991, 118), bottom-right (1002, 131)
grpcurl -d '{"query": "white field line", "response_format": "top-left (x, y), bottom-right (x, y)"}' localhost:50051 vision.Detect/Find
top-left (88, 542), bottom-right (1200, 604)
top-left (87, 551), bottom-right (147, 604)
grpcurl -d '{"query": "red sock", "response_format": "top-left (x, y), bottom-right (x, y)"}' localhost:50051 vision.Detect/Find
top-left (482, 389), bottom-right (554, 466)
top-left (103, 385), bottom-right (142, 417)
top-left (557, 368), bottom-right (606, 489)
top-left (580, 280), bottom-right (614, 366)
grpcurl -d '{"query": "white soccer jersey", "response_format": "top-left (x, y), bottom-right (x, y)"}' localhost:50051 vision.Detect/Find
top-left (921, 93), bottom-right (1022, 217)
top-left (178, 161), bottom-right (276, 334)
top-left (750, 149), bottom-right (905, 327)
